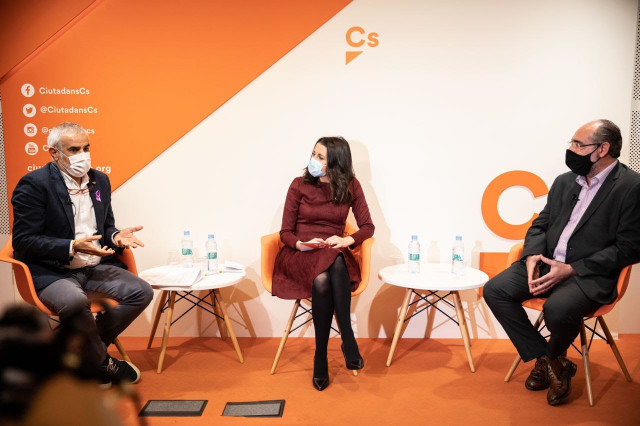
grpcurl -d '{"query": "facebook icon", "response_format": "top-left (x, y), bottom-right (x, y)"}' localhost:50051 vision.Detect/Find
top-left (21, 83), bottom-right (35, 98)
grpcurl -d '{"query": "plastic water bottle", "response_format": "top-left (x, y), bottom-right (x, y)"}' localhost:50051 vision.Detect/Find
top-left (452, 235), bottom-right (464, 276)
top-left (206, 234), bottom-right (218, 272)
top-left (181, 230), bottom-right (194, 268)
top-left (408, 235), bottom-right (420, 274)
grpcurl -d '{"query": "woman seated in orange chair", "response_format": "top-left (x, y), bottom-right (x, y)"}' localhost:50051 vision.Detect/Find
top-left (273, 136), bottom-right (374, 391)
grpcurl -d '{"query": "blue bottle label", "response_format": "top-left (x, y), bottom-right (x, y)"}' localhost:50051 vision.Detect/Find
top-left (409, 254), bottom-right (420, 261)
top-left (207, 252), bottom-right (217, 259)
top-left (182, 248), bottom-right (193, 255)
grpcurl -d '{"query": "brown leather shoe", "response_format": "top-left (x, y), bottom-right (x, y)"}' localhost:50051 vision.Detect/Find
top-left (542, 355), bottom-right (577, 406)
top-left (525, 357), bottom-right (550, 391)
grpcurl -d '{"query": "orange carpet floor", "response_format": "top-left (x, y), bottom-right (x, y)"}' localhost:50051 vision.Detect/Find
top-left (114, 335), bottom-right (640, 425)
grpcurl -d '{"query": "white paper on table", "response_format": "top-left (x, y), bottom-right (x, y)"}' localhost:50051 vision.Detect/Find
top-left (139, 265), bottom-right (202, 287)
top-left (222, 261), bottom-right (245, 273)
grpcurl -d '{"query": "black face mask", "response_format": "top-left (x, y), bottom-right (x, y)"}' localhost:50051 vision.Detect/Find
top-left (565, 146), bottom-right (599, 176)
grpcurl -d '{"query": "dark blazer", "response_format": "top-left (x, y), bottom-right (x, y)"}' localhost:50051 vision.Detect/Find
top-left (11, 162), bottom-right (125, 291)
top-left (522, 162), bottom-right (640, 304)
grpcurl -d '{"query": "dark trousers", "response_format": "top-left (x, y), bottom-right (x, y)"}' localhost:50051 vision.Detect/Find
top-left (483, 260), bottom-right (601, 362)
top-left (37, 264), bottom-right (153, 364)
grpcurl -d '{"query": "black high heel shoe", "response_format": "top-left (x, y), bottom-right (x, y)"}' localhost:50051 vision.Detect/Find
top-left (313, 356), bottom-right (329, 391)
top-left (341, 343), bottom-right (364, 370)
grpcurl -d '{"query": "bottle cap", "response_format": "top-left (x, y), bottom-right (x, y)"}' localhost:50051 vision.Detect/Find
top-left (456, 235), bottom-right (462, 240)
top-left (208, 234), bottom-right (214, 239)
top-left (411, 235), bottom-right (418, 240)
top-left (184, 230), bottom-right (190, 236)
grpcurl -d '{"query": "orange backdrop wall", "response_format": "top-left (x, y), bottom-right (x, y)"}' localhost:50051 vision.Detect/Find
top-left (0, 0), bottom-right (352, 222)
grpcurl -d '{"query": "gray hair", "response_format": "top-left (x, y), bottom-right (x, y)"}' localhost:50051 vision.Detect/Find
top-left (47, 122), bottom-right (88, 149)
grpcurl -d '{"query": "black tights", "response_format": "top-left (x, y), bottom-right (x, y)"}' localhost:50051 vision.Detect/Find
top-left (311, 254), bottom-right (360, 360)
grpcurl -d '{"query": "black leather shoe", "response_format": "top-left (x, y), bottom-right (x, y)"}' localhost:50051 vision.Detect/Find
top-left (341, 343), bottom-right (364, 370)
top-left (313, 356), bottom-right (329, 391)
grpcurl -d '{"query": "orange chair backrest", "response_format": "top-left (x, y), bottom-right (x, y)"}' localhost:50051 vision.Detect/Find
top-left (478, 241), bottom-right (524, 299)
top-left (0, 236), bottom-right (49, 312)
top-left (616, 265), bottom-right (632, 300)
top-left (506, 241), bottom-right (524, 265)
top-left (260, 232), bottom-right (283, 294)
top-left (591, 264), bottom-right (632, 317)
top-left (260, 222), bottom-right (374, 297)
top-left (116, 247), bottom-right (138, 276)
top-left (343, 222), bottom-right (374, 296)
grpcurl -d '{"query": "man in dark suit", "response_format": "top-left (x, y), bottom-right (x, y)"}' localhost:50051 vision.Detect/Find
top-left (484, 119), bottom-right (640, 406)
top-left (11, 122), bottom-right (153, 387)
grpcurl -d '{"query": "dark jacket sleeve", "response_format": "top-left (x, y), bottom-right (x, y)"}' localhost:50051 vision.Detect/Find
top-left (348, 178), bottom-right (375, 247)
top-left (279, 178), bottom-right (302, 249)
top-left (11, 173), bottom-right (71, 263)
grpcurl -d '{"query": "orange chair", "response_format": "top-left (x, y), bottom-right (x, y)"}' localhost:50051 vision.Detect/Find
top-left (261, 222), bottom-right (374, 375)
top-left (478, 246), bottom-right (520, 299)
top-left (502, 242), bottom-right (633, 406)
top-left (0, 235), bottom-right (135, 362)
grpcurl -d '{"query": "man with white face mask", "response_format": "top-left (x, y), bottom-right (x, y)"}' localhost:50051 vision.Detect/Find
top-left (11, 122), bottom-right (153, 387)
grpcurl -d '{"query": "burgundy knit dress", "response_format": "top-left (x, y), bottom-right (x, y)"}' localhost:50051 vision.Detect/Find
top-left (272, 176), bottom-right (375, 300)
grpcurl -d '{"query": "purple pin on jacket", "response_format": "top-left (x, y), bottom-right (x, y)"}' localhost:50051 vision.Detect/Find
top-left (95, 190), bottom-right (101, 202)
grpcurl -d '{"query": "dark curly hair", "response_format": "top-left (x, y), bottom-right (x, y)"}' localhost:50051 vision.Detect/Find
top-left (303, 136), bottom-right (355, 205)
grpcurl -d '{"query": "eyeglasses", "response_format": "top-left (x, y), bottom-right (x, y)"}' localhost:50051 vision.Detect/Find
top-left (567, 141), bottom-right (601, 150)
top-left (67, 188), bottom-right (90, 195)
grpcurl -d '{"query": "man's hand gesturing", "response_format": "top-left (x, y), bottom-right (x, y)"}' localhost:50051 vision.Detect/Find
top-left (73, 235), bottom-right (115, 257)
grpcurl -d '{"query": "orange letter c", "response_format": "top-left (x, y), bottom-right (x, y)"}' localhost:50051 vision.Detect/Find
top-left (346, 26), bottom-right (366, 47)
top-left (481, 171), bottom-right (548, 240)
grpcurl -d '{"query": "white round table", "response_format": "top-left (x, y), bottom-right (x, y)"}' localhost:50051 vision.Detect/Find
top-left (141, 266), bottom-right (246, 373)
top-left (378, 263), bottom-right (489, 372)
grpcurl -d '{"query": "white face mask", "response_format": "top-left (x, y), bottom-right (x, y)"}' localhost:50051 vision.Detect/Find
top-left (58, 151), bottom-right (91, 178)
top-left (308, 157), bottom-right (326, 177)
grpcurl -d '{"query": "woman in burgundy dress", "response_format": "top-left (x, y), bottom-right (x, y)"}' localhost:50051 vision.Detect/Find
top-left (272, 136), bottom-right (375, 391)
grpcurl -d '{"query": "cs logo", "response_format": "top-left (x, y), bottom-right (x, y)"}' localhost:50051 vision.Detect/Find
top-left (346, 26), bottom-right (378, 65)
top-left (481, 171), bottom-right (548, 240)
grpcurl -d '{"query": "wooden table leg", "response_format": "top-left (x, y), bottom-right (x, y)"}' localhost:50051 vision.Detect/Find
top-left (147, 290), bottom-right (167, 349)
top-left (386, 288), bottom-right (413, 367)
top-left (453, 291), bottom-right (475, 372)
top-left (214, 289), bottom-right (244, 363)
top-left (157, 291), bottom-right (176, 374)
top-left (210, 291), bottom-right (228, 341)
